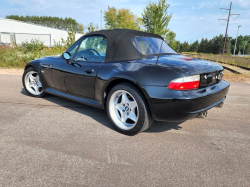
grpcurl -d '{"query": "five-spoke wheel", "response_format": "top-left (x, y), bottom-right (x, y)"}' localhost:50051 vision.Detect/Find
top-left (107, 83), bottom-right (153, 135)
top-left (22, 67), bottom-right (46, 97)
top-left (109, 90), bottom-right (139, 130)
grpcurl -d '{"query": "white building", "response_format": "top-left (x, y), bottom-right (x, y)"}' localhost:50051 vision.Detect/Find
top-left (0, 18), bottom-right (83, 47)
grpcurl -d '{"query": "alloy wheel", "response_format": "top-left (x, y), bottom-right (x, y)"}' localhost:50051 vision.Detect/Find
top-left (109, 90), bottom-right (139, 130)
top-left (24, 71), bottom-right (43, 96)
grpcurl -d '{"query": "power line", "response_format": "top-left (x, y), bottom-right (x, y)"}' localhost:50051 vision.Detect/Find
top-left (186, 24), bottom-right (224, 42)
top-left (178, 19), bottom-right (217, 39)
top-left (185, 19), bottom-right (250, 43)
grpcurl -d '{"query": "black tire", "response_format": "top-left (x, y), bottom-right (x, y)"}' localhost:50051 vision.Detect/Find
top-left (22, 67), bottom-right (47, 98)
top-left (106, 83), bottom-right (154, 135)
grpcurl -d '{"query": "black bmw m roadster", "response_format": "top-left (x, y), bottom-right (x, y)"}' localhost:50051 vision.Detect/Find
top-left (22, 29), bottom-right (229, 135)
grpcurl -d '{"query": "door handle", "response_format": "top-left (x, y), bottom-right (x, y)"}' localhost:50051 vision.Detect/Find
top-left (84, 68), bottom-right (94, 74)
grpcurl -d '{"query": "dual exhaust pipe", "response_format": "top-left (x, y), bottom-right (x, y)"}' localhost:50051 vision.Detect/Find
top-left (215, 102), bottom-right (224, 108)
top-left (197, 102), bottom-right (224, 118)
top-left (197, 111), bottom-right (207, 118)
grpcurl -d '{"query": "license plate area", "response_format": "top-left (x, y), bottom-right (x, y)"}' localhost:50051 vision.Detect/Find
top-left (199, 71), bottom-right (224, 88)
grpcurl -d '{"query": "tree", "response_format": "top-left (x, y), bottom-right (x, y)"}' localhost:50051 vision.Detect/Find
top-left (86, 22), bottom-right (99, 34)
top-left (165, 30), bottom-right (176, 49)
top-left (175, 41), bottom-right (181, 52)
top-left (198, 38), bottom-right (208, 53)
top-left (213, 35), bottom-right (224, 54)
top-left (78, 24), bottom-right (85, 34)
top-left (104, 7), bottom-right (118, 29)
top-left (61, 26), bottom-right (76, 48)
top-left (6, 15), bottom-right (84, 33)
top-left (142, 0), bottom-right (172, 36)
top-left (206, 39), bottom-right (214, 54)
top-left (189, 40), bottom-right (199, 52)
top-left (245, 44), bottom-right (250, 54)
top-left (104, 6), bottom-right (140, 30)
top-left (180, 41), bottom-right (189, 52)
top-left (165, 30), bottom-right (176, 43)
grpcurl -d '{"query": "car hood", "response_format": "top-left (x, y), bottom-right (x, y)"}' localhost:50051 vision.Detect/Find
top-left (157, 55), bottom-right (223, 75)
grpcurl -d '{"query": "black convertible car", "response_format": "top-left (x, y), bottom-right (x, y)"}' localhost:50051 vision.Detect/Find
top-left (22, 29), bottom-right (229, 135)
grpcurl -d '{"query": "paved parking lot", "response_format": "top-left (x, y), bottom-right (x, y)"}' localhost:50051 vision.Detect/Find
top-left (0, 74), bottom-right (249, 186)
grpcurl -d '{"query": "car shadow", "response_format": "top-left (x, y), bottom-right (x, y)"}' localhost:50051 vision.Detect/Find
top-left (21, 89), bottom-right (185, 134)
top-left (145, 121), bottom-right (183, 133)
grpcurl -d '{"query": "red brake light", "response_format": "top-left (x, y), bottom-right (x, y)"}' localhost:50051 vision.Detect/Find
top-left (168, 75), bottom-right (200, 90)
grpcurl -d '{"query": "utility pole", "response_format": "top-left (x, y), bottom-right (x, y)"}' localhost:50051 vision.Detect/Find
top-left (100, 10), bottom-right (103, 30)
top-left (233, 25), bottom-right (241, 55)
top-left (219, 2), bottom-right (240, 55)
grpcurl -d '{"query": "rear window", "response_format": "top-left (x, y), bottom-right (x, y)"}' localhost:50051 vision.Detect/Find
top-left (131, 37), bottom-right (177, 55)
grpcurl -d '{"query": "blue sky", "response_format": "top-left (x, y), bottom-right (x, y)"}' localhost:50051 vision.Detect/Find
top-left (0, 0), bottom-right (249, 43)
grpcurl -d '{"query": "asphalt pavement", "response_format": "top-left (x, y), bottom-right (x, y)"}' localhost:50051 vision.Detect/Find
top-left (0, 74), bottom-right (249, 186)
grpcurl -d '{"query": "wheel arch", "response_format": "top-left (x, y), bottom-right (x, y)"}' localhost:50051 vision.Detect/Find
top-left (103, 78), bottom-right (151, 112)
top-left (24, 62), bottom-right (40, 73)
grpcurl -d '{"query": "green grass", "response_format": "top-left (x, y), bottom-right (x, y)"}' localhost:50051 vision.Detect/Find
top-left (0, 39), bottom-right (66, 68)
top-left (181, 52), bottom-right (250, 69)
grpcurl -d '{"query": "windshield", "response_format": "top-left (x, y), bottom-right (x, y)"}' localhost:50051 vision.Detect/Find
top-left (131, 37), bottom-right (177, 55)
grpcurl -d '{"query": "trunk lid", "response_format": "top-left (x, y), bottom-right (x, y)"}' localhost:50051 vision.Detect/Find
top-left (157, 55), bottom-right (223, 75)
top-left (157, 55), bottom-right (224, 88)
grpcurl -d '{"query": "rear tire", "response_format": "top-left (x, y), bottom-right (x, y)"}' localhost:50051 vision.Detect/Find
top-left (22, 67), bottom-right (47, 98)
top-left (106, 83), bottom-right (153, 135)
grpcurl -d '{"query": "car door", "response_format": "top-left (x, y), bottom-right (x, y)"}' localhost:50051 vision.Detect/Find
top-left (52, 35), bottom-right (107, 99)
top-left (51, 40), bottom-right (81, 92)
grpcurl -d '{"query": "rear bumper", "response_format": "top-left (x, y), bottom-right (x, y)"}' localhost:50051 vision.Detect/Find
top-left (144, 80), bottom-right (230, 122)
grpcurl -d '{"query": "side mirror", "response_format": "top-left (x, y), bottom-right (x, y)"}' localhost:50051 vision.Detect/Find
top-left (62, 52), bottom-right (71, 64)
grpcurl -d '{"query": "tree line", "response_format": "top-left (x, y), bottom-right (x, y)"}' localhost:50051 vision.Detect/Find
top-left (5, 15), bottom-right (85, 34)
top-left (174, 34), bottom-right (250, 54)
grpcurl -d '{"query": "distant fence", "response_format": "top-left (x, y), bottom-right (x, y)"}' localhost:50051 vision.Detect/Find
top-left (0, 32), bottom-right (83, 47)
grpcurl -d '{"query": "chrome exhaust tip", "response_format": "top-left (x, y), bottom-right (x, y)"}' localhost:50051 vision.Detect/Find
top-left (197, 111), bottom-right (207, 118)
top-left (215, 102), bottom-right (224, 108)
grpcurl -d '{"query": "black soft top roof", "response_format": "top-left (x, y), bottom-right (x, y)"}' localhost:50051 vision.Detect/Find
top-left (84, 29), bottom-right (164, 62)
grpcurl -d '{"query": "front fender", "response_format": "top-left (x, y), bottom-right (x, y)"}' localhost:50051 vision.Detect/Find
top-left (24, 60), bottom-right (41, 73)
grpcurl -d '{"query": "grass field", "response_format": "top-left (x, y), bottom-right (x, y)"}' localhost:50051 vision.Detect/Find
top-left (0, 40), bottom-right (66, 68)
top-left (223, 69), bottom-right (250, 84)
top-left (182, 52), bottom-right (250, 69)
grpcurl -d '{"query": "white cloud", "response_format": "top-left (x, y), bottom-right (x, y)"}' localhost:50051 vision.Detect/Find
top-left (234, 0), bottom-right (250, 7)
top-left (191, 7), bottom-right (195, 9)
top-left (198, 1), bottom-right (219, 9)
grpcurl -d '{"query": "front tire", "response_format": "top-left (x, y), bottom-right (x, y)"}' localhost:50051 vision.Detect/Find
top-left (106, 83), bottom-right (153, 135)
top-left (22, 67), bottom-right (46, 98)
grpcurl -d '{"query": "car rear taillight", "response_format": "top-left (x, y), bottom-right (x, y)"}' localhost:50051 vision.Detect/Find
top-left (168, 75), bottom-right (200, 90)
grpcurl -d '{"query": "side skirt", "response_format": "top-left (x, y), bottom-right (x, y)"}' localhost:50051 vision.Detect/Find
top-left (44, 88), bottom-right (103, 109)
